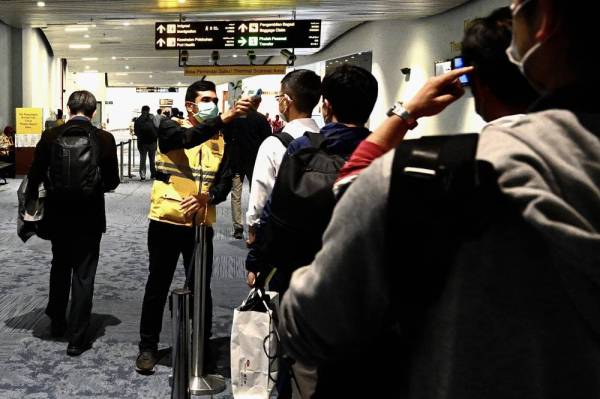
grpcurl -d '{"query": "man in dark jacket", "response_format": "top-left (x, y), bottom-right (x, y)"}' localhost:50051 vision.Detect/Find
top-left (134, 105), bottom-right (158, 180)
top-left (26, 90), bottom-right (119, 356)
top-left (222, 100), bottom-right (271, 239)
top-left (136, 80), bottom-right (255, 373)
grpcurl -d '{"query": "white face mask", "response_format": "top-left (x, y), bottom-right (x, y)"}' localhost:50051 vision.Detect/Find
top-left (505, 0), bottom-right (547, 91)
top-left (193, 101), bottom-right (218, 123)
top-left (277, 94), bottom-right (290, 123)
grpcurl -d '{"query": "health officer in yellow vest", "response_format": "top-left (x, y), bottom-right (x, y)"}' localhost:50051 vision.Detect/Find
top-left (136, 80), bottom-right (254, 374)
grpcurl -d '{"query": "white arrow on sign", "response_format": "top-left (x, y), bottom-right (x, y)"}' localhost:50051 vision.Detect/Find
top-left (157, 25), bottom-right (166, 34)
top-left (237, 36), bottom-right (247, 46)
top-left (238, 23), bottom-right (248, 33)
top-left (156, 38), bottom-right (166, 47)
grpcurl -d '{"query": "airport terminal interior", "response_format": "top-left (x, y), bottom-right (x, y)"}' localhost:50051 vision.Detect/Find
top-left (1, 0), bottom-right (600, 398)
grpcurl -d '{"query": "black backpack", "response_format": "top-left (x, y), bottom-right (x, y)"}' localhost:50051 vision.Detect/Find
top-left (259, 132), bottom-right (348, 272)
top-left (313, 133), bottom-right (507, 398)
top-left (48, 124), bottom-right (103, 198)
top-left (134, 114), bottom-right (158, 143)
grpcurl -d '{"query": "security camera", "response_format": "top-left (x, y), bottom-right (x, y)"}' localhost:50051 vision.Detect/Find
top-left (247, 50), bottom-right (256, 65)
top-left (280, 49), bottom-right (296, 66)
top-left (211, 50), bottom-right (220, 65)
top-left (401, 67), bottom-right (411, 75)
top-left (180, 50), bottom-right (189, 66)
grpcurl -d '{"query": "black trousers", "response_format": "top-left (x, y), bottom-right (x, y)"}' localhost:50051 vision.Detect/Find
top-left (45, 232), bottom-right (102, 346)
top-left (138, 142), bottom-right (157, 179)
top-left (139, 220), bottom-right (213, 351)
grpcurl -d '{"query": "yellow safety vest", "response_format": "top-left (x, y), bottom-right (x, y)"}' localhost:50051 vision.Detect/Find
top-left (148, 134), bottom-right (224, 227)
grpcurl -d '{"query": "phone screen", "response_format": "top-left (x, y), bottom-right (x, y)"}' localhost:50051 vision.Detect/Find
top-left (452, 56), bottom-right (470, 86)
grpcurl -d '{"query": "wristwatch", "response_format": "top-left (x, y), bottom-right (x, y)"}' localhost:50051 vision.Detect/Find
top-left (387, 101), bottom-right (418, 130)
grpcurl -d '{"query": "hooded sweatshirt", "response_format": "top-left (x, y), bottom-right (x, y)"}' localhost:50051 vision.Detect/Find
top-left (279, 89), bottom-right (600, 398)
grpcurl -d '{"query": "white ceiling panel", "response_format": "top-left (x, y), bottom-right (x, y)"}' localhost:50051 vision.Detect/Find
top-left (0, 0), bottom-right (471, 86)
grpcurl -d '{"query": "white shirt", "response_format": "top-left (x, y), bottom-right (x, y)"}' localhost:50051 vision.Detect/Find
top-left (246, 118), bottom-right (320, 226)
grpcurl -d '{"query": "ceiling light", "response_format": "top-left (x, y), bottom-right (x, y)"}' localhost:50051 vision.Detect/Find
top-left (125, 65), bottom-right (130, 70)
top-left (178, 82), bottom-right (182, 85)
top-left (123, 21), bottom-right (130, 26)
top-left (85, 65), bottom-right (90, 69)
top-left (69, 44), bottom-right (91, 49)
top-left (65, 26), bottom-right (88, 32)
top-left (111, 56), bottom-right (116, 60)
top-left (81, 57), bottom-right (97, 61)
top-left (37, 1), bottom-right (45, 7)
top-left (232, 54), bottom-right (238, 58)
top-left (149, 75), bottom-right (153, 78)
top-left (179, 0), bottom-right (186, 3)
top-left (84, 34), bottom-right (90, 38)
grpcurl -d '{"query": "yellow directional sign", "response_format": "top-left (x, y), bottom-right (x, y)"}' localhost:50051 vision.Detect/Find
top-left (184, 64), bottom-right (287, 76)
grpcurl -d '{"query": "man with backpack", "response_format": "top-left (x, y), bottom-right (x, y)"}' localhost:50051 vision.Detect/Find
top-left (134, 105), bottom-right (158, 180)
top-left (245, 64), bottom-right (377, 398)
top-left (26, 90), bottom-right (119, 356)
top-left (245, 69), bottom-right (321, 247)
top-left (279, 0), bottom-right (600, 397)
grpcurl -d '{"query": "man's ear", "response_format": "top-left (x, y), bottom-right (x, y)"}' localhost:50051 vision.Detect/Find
top-left (185, 102), bottom-right (195, 114)
top-left (536, 0), bottom-right (560, 41)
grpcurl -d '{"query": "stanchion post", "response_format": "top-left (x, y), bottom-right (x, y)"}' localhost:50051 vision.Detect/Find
top-left (119, 143), bottom-right (124, 180)
top-left (171, 288), bottom-right (191, 399)
top-left (127, 139), bottom-right (132, 178)
top-left (189, 222), bottom-right (226, 395)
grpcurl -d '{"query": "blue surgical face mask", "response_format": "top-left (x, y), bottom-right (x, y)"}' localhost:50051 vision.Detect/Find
top-left (193, 101), bottom-right (219, 123)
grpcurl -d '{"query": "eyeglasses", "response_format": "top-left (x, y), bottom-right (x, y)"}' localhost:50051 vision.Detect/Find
top-left (275, 93), bottom-right (292, 102)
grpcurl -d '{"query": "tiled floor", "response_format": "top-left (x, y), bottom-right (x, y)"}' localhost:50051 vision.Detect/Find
top-left (0, 178), bottom-right (251, 398)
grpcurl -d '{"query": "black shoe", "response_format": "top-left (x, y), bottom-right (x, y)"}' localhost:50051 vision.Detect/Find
top-left (50, 319), bottom-right (67, 338)
top-left (233, 228), bottom-right (244, 239)
top-left (136, 350), bottom-right (159, 374)
top-left (66, 342), bottom-right (91, 357)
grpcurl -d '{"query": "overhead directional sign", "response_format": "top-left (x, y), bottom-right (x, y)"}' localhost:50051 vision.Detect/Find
top-left (155, 20), bottom-right (321, 50)
top-left (184, 64), bottom-right (288, 76)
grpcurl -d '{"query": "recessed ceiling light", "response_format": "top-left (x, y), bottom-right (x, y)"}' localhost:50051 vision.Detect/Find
top-left (81, 57), bottom-right (97, 61)
top-left (69, 44), bottom-right (91, 49)
top-left (85, 65), bottom-right (90, 69)
top-left (123, 21), bottom-right (130, 26)
top-left (130, 82), bottom-right (133, 85)
top-left (125, 65), bottom-right (130, 70)
top-left (179, 0), bottom-right (186, 3)
top-left (232, 54), bottom-right (238, 58)
top-left (111, 56), bottom-right (116, 60)
top-left (65, 26), bottom-right (88, 32)
top-left (178, 82), bottom-right (182, 85)
top-left (37, 1), bottom-right (45, 7)
top-left (84, 34), bottom-right (90, 38)
top-left (149, 75), bottom-right (153, 78)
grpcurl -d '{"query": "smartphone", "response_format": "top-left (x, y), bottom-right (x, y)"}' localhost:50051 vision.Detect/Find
top-left (452, 56), bottom-right (470, 86)
top-left (246, 88), bottom-right (262, 101)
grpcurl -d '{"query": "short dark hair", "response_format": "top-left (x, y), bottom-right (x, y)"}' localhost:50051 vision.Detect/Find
top-left (281, 69), bottom-right (321, 115)
top-left (462, 7), bottom-right (537, 108)
top-left (156, 109), bottom-right (162, 115)
top-left (67, 90), bottom-right (97, 118)
top-left (141, 105), bottom-right (150, 113)
top-left (321, 64), bottom-right (378, 125)
top-left (185, 80), bottom-right (217, 102)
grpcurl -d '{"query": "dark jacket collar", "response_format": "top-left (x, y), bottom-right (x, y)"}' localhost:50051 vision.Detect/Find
top-left (529, 84), bottom-right (600, 114)
top-left (319, 122), bottom-right (371, 155)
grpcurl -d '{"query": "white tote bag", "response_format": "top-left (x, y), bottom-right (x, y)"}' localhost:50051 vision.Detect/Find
top-left (231, 289), bottom-right (279, 399)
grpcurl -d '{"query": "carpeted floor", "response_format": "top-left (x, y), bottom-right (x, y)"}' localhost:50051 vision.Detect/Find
top-left (0, 177), bottom-right (252, 398)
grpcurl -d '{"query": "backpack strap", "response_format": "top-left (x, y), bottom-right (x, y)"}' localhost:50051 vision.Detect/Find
top-left (305, 131), bottom-right (328, 149)
top-left (273, 131), bottom-right (294, 148)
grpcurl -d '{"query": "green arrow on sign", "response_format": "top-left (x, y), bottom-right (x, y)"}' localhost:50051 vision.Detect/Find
top-left (237, 36), bottom-right (247, 46)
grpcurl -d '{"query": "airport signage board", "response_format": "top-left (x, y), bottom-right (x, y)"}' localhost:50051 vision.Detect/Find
top-left (136, 87), bottom-right (179, 93)
top-left (16, 108), bottom-right (43, 134)
top-left (155, 20), bottom-right (321, 50)
top-left (184, 64), bottom-right (288, 76)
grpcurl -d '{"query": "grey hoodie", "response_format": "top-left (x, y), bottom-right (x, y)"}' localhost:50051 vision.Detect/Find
top-left (279, 107), bottom-right (600, 397)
